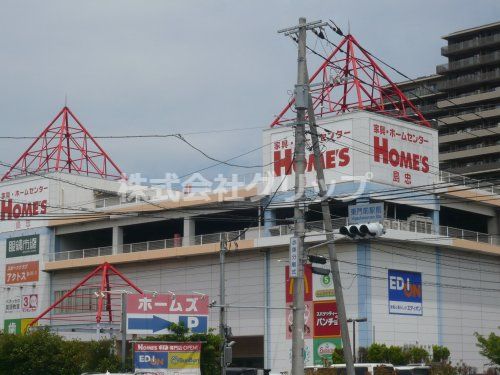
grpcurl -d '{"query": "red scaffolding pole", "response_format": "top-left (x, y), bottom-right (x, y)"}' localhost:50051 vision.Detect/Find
top-left (1, 106), bottom-right (125, 181)
top-left (28, 262), bottom-right (143, 329)
top-left (270, 34), bottom-right (430, 128)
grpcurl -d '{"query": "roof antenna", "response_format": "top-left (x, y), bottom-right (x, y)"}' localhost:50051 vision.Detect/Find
top-left (64, 93), bottom-right (68, 107)
top-left (347, 20), bottom-right (351, 35)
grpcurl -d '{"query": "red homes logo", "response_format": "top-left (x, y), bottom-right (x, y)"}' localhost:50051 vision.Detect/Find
top-left (0, 199), bottom-right (48, 221)
top-left (373, 135), bottom-right (430, 174)
top-left (273, 147), bottom-right (350, 177)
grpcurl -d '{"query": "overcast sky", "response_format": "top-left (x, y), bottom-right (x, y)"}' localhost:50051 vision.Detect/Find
top-left (0, 1), bottom-right (498, 183)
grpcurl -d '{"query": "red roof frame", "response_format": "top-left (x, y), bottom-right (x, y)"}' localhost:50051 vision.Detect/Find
top-left (270, 34), bottom-right (430, 127)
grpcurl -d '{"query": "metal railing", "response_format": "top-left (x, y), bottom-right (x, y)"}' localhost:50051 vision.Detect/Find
top-left (48, 215), bottom-right (494, 262)
top-left (441, 33), bottom-right (500, 55)
top-left (438, 170), bottom-right (500, 194)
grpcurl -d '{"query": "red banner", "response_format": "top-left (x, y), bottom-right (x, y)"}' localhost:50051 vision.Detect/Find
top-left (285, 264), bottom-right (312, 303)
top-left (313, 301), bottom-right (340, 338)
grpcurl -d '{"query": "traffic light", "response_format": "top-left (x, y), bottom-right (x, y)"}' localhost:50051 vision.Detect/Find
top-left (339, 223), bottom-right (385, 239)
top-left (308, 254), bottom-right (327, 264)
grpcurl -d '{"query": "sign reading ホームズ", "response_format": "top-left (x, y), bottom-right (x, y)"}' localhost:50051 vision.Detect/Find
top-left (388, 269), bottom-right (423, 316)
top-left (126, 294), bottom-right (209, 335)
top-left (5, 261), bottom-right (39, 284)
top-left (0, 181), bottom-right (49, 232)
top-left (134, 341), bottom-right (201, 375)
top-left (6, 234), bottom-right (40, 258)
top-left (262, 112), bottom-right (438, 192)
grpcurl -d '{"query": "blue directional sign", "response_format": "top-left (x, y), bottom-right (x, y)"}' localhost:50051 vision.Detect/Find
top-left (128, 315), bottom-right (173, 333)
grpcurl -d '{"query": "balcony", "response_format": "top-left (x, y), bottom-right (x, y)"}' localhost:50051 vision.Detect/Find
top-left (46, 217), bottom-right (495, 264)
top-left (437, 69), bottom-right (500, 91)
top-left (441, 33), bottom-right (500, 56)
top-left (437, 88), bottom-right (500, 109)
top-left (437, 51), bottom-right (500, 74)
top-left (438, 106), bottom-right (500, 126)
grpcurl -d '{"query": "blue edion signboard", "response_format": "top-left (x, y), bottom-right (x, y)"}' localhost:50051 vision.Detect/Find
top-left (388, 269), bottom-right (422, 316)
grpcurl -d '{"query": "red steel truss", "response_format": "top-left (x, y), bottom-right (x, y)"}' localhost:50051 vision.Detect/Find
top-left (270, 34), bottom-right (430, 127)
top-left (28, 262), bottom-right (143, 329)
top-left (1, 106), bottom-right (125, 181)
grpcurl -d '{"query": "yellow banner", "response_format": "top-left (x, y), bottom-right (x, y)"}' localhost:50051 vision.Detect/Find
top-left (168, 352), bottom-right (201, 369)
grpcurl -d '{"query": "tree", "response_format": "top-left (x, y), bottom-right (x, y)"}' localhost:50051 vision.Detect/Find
top-left (432, 345), bottom-right (451, 363)
top-left (387, 346), bottom-right (410, 366)
top-left (475, 331), bottom-right (500, 366)
top-left (366, 343), bottom-right (389, 363)
top-left (332, 348), bottom-right (345, 364)
top-left (407, 346), bottom-right (429, 364)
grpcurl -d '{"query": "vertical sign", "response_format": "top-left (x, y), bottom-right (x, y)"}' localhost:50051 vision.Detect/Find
top-left (388, 269), bottom-right (423, 315)
top-left (289, 237), bottom-right (299, 277)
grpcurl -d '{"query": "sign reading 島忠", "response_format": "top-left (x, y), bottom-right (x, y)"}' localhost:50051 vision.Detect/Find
top-left (0, 181), bottom-right (49, 232)
top-left (134, 341), bottom-right (202, 375)
top-left (388, 269), bottom-right (423, 316)
top-left (263, 112), bottom-right (438, 192)
top-left (126, 294), bottom-right (209, 335)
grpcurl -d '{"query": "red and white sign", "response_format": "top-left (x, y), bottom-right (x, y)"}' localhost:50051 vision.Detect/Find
top-left (263, 112), bottom-right (438, 191)
top-left (22, 294), bottom-right (38, 312)
top-left (285, 264), bottom-right (313, 303)
top-left (0, 180), bottom-right (49, 233)
top-left (127, 294), bottom-right (209, 315)
top-left (286, 301), bottom-right (313, 339)
top-left (313, 301), bottom-right (340, 338)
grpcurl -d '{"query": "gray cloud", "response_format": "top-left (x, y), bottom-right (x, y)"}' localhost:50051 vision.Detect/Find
top-left (0, 0), bottom-right (498, 181)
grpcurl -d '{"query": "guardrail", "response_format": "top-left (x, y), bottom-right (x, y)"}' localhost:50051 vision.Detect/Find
top-left (48, 216), bottom-right (493, 262)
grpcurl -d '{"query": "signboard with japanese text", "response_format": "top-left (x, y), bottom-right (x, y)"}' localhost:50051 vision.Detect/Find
top-left (348, 202), bottom-right (384, 224)
top-left (134, 341), bottom-right (201, 375)
top-left (126, 294), bottom-right (209, 335)
top-left (388, 269), bottom-right (423, 316)
top-left (5, 297), bottom-right (21, 313)
top-left (289, 237), bottom-right (299, 277)
top-left (313, 338), bottom-right (342, 366)
top-left (263, 112), bottom-right (438, 192)
top-left (4, 294), bottom-right (38, 314)
top-left (313, 272), bottom-right (335, 301)
top-left (3, 318), bottom-right (36, 335)
top-left (6, 234), bottom-right (40, 258)
top-left (5, 261), bottom-right (39, 284)
top-left (285, 264), bottom-right (312, 303)
top-left (0, 180), bottom-right (49, 233)
top-left (313, 301), bottom-right (340, 337)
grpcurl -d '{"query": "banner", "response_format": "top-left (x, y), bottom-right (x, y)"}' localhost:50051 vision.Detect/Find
top-left (134, 342), bottom-right (201, 375)
top-left (5, 261), bottom-right (39, 284)
top-left (6, 234), bottom-right (40, 258)
top-left (127, 294), bottom-right (209, 335)
top-left (388, 269), bottom-right (423, 316)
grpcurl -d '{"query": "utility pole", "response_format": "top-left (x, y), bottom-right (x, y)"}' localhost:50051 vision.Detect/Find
top-left (307, 94), bottom-right (356, 375)
top-left (278, 17), bottom-right (326, 375)
top-left (121, 294), bottom-right (127, 371)
top-left (347, 318), bottom-right (367, 363)
top-left (219, 239), bottom-right (228, 375)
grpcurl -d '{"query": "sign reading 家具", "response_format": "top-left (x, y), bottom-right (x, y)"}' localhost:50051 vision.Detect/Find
top-left (134, 341), bottom-right (201, 375)
top-left (348, 203), bottom-right (384, 224)
top-left (5, 261), bottom-right (39, 284)
top-left (6, 234), bottom-right (40, 258)
top-left (388, 269), bottom-right (423, 316)
top-left (126, 294), bottom-right (209, 335)
top-left (263, 113), bottom-right (439, 192)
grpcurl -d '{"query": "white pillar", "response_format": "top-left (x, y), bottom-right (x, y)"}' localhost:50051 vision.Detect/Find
top-left (182, 217), bottom-right (196, 246)
top-left (112, 226), bottom-right (123, 254)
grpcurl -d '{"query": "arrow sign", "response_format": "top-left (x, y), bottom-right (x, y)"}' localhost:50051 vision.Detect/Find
top-left (128, 315), bottom-right (173, 333)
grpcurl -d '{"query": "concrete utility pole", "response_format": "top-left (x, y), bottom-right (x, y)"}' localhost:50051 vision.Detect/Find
top-left (219, 239), bottom-right (228, 375)
top-left (121, 294), bottom-right (127, 371)
top-left (307, 97), bottom-right (356, 375)
top-left (278, 18), bottom-right (327, 375)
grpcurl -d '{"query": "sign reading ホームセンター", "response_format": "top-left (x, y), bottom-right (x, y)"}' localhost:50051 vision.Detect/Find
top-left (388, 269), bottom-right (423, 316)
top-left (134, 341), bottom-right (201, 375)
top-left (126, 294), bottom-right (209, 335)
top-left (0, 181), bottom-right (49, 233)
top-left (262, 112), bottom-right (438, 192)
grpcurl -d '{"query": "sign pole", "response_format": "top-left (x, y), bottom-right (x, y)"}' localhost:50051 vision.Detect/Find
top-left (220, 239), bottom-right (228, 375)
top-left (307, 91), bottom-right (356, 375)
top-left (121, 293), bottom-right (127, 371)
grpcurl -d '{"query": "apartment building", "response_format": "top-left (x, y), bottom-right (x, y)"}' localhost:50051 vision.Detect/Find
top-left (396, 21), bottom-right (500, 178)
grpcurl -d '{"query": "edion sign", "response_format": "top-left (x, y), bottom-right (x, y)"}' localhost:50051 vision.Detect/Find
top-left (263, 111), bottom-right (438, 190)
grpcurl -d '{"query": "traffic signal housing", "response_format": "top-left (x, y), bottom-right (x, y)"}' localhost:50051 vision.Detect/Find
top-left (339, 223), bottom-right (385, 239)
